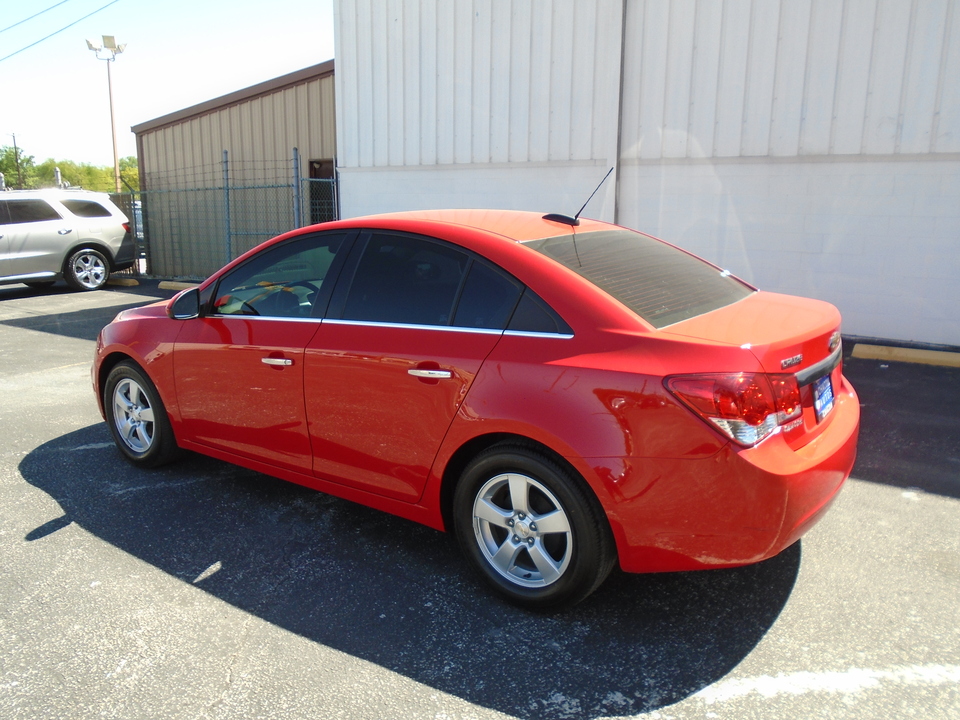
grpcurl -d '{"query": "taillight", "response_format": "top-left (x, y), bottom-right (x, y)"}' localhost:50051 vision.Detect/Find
top-left (666, 372), bottom-right (802, 447)
top-left (122, 222), bottom-right (131, 233)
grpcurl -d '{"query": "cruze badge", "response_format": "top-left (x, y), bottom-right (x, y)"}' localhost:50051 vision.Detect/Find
top-left (829, 332), bottom-right (841, 352)
top-left (781, 354), bottom-right (803, 370)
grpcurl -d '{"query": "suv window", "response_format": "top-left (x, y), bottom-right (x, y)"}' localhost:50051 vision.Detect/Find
top-left (2, 199), bottom-right (62, 224)
top-left (61, 199), bottom-right (113, 218)
top-left (341, 234), bottom-right (470, 326)
top-left (213, 233), bottom-right (347, 318)
top-left (526, 229), bottom-right (754, 328)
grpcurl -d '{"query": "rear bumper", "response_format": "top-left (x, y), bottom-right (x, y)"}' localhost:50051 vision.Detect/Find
top-left (594, 374), bottom-right (860, 573)
top-left (112, 232), bottom-right (136, 271)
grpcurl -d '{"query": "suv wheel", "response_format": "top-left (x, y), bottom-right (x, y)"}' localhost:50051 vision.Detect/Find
top-left (65, 248), bottom-right (109, 291)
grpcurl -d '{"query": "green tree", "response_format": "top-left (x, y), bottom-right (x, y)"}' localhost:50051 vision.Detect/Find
top-left (0, 145), bottom-right (36, 189)
top-left (119, 156), bottom-right (139, 192)
top-left (34, 158), bottom-right (114, 191)
top-left (3, 149), bottom-right (139, 193)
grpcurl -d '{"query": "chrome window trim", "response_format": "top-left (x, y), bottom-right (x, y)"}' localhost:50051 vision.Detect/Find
top-left (202, 316), bottom-right (576, 338)
top-left (207, 313), bottom-right (323, 324)
top-left (503, 330), bottom-right (574, 339)
top-left (323, 318), bottom-right (504, 335)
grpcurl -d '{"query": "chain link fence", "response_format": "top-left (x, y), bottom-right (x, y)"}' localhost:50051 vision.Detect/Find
top-left (111, 150), bottom-right (338, 280)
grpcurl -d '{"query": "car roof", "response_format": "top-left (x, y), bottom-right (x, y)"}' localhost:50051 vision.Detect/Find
top-left (1, 188), bottom-right (111, 199)
top-left (326, 208), bottom-right (614, 242)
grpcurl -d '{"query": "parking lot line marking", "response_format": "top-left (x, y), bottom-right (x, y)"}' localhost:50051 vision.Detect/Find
top-left (6, 361), bottom-right (90, 377)
top-left (694, 663), bottom-right (960, 705)
top-left (852, 343), bottom-right (960, 368)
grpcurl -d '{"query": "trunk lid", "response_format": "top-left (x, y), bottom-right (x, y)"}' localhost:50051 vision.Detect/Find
top-left (662, 291), bottom-right (844, 446)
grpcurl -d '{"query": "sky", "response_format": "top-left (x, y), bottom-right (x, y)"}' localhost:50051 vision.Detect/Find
top-left (0, 0), bottom-right (335, 166)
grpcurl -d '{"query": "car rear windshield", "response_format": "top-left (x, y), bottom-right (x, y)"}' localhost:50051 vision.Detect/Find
top-left (525, 229), bottom-right (754, 328)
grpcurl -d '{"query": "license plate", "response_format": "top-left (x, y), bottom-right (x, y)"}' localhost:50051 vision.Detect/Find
top-left (813, 374), bottom-right (835, 423)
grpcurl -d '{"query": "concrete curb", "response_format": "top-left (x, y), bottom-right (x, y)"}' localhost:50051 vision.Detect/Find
top-left (852, 343), bottom-right (960, 368)
top-left (157, 281), bottom-right (200, 291)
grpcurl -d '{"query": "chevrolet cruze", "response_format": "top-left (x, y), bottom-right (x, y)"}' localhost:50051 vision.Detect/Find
top-left (93, 210), bottom-right (859, 608)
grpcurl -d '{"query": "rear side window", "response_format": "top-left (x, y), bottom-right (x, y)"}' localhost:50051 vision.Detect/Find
top-left (61, 199), bottom-right (113, 218)
top-left (453, 261), bottom-right (523, 330)
top-left (342, 234), bottom-right (470, 326)
top-left (507, 289), bottom-right (573, 335)
top-left (526, 230), bottom-right (754, 328)
top-left (2, 199), bottom-right (62, 224)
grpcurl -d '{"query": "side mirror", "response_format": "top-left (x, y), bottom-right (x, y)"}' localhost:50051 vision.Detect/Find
top-left (168, 287), bottom-right (200, 320)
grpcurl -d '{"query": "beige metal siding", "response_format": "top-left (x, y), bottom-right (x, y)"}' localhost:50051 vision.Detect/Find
top-left (138, 71), bottom-right (336, 189)
top-left (134, 64), bottom-right (336, 277)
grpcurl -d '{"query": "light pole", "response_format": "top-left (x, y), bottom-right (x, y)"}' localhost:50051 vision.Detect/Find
top-left (86, 35), bottom-right (126, 193)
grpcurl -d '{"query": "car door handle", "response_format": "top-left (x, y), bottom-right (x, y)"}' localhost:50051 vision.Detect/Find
top-left (261, 357), bottom-right (293, 366)
top-left (58, 228), bottom-right (72, 235)
top-left (408, 368), bottom-right (452, 379)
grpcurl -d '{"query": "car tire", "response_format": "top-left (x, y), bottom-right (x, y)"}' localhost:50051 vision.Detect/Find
top-left (453, 443), bottom-right (616, 610)
top-left (104, 361), bottom-right (181, 468)
top-left (65, 248), bottom-right (109, 291)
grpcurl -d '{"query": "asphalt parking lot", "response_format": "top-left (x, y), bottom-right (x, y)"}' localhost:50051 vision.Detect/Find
top-left (1, 281), bottom-right (958, 720)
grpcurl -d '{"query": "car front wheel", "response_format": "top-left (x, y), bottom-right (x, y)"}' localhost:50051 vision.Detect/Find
top-left (453, 444), bottom-right (615, 609)
top-left (103, 362), bottom-right (180, 468)
top-left (65, 248), bottom-right (109, 290)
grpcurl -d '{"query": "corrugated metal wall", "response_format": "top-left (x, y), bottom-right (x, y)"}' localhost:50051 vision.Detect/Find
top-left (337, 0), bottom-right (960, 168)
top-left (134, 65), bottom-right (338, 277)
top-left (139, 72), bottom-right (337, 189)
top-left (336, 0), bottom-right (624, 168)
top-left (620, 0), bottom-right (960, 161)
top-left (334, 0), bottom-right (960, 345)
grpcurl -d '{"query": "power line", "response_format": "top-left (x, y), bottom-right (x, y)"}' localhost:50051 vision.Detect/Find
top-left (0, 0), bottom-right (75, 35)
top-left (0, 0), bottom-right (122, 64)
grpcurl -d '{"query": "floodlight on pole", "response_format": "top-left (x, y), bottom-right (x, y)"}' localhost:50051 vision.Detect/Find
top-left (86, 35), bottom-right (125, 193)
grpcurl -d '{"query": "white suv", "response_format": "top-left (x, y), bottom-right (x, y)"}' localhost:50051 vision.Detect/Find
top-left (0, 189), bottom-right (135, 291)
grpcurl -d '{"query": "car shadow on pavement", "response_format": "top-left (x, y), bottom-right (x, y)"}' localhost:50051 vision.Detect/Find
top-left (20, 425), bottom-right (800, 720)
top-left (0, 301), bottom-right (154, 342)
top-left (0, 282), bottom-right (177, 342)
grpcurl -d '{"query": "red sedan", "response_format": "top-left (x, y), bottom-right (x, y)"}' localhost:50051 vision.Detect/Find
top-left (93, 210), bottom-right (859, 608)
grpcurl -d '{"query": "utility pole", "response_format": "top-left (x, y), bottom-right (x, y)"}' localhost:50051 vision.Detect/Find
top-left (86, 36), bottom-right (126, 193)
top-left (11, 133), bottom-right (23, 189)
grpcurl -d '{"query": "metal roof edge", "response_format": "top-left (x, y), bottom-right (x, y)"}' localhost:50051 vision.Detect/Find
top-left (131, 59), bottom-right (335, 135)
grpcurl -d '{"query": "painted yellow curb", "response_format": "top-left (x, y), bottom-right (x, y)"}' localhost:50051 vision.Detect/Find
top-left (106, 277), bottom-right (139, 287)
top-left (158, 281), bottom-right (199, 291)
top-left (852, 344), bottom-right (960, 368)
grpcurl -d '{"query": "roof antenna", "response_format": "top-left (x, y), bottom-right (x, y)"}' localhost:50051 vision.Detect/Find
top-left (543, 167), bottom-right (614, 227)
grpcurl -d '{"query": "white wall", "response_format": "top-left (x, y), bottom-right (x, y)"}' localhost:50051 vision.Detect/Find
top-left (619, 158), bottom-right (960, 346)
top-left (335, 0), bottom-right (960, 345)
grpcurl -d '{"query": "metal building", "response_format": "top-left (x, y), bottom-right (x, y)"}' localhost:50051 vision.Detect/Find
top-left (334, 0), bottom-right (960, 346)
top-left (133, 60), bottom-right (337, 277)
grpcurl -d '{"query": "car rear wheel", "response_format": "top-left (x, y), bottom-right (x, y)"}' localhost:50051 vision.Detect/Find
top-left (104, 362), bottom-right (180, 468)
top-left (453, 444), bottom-right (615, 609)
top-left (65, 248), bottom-right (109, 291)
